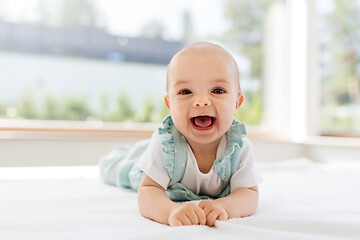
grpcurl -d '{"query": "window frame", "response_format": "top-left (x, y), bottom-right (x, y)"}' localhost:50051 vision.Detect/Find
top-left (0, 0), bottom-right (359, 144)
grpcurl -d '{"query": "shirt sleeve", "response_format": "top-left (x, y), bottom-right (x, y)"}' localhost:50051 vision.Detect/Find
top-left (135, 131), bottom-right (170, 189)
top-left (230, 137), bottom-right (263, 192)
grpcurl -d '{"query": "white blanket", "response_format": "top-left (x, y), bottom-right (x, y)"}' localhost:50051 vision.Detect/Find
top-left (1, 158), bottom-right (359, 240)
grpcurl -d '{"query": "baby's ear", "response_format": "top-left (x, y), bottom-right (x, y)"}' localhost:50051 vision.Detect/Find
top-left (236, 93), bottom-right (244, 109)
top-left (164, 96), bottom-right (170, 110)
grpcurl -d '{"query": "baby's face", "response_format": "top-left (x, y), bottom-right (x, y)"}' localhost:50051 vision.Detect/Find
top-left (165, 46), bottom-right (243, 148)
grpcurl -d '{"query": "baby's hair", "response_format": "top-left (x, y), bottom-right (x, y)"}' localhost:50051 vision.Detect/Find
top-left (166, 42), bottom-right (241, 93)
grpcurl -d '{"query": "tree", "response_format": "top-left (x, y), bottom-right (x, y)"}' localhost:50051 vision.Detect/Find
top-left (41, 92), bottom-right (61, 120)
top-left (0, 0), bottom-right (4, 21)
top-left (0, 100), bottom-right (7, 118)
top-left (138, 95), bottom-right (156, 122)
top-left (61, 95), bottom-right (92, 121)
top-left (181, 10), bottom-right (195, 42)
top-left (140, 19), bottom-right (166, 39)
top-left (36, 0), bottom-right (56, 25)
top-left (56, 0), bottom-right (102, 28)
top-left (223, 0), bottom-right (275, 125)
top-left (159, 100), bottom-right (170, 121)
top-left (320, 0), bottom-right (360, 133)
top-left (224, 0), bottom-right (274, 80)
top-left (17, 87), bottom-right (38, 119)
top-left (235, 92), bottom-right (262, 125)
top-left (323, 0), bottom-right (360, 106)
top-left (97, 91), bottom-right (114, 121)
top-left (114, 91), bottom-right (134, 122)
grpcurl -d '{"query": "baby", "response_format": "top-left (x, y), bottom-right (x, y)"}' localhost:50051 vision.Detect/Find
top-left (100, 42), bottom-right (262, 227)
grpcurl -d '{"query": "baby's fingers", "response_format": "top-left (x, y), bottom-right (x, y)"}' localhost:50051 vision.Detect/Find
top-left (185, 208), bottom-right (200, 225)
top-left (169, 218), bottom-right (183, 226)
top-left (198, 200), bottom-right (209, 209)
top-left (194, 207), bottom-right (206, 225)
top-left (185, 206), bottom-right (206, 225)
top-left (180, 215), bottom-right (192, 226)
top-left (217, 212), bottom-right (227, 221)
top-left (169, 215), bottom-right (192, 226)
top-left (198, 201), bottom-right (212, 215)
top-left (206, 210), bottom-right (220, 227)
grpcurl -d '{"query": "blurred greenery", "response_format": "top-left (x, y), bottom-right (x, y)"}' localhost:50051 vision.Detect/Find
top-left (181, 10), bottom-right (195, 41)
top-left (0, 100), bottom-right (6, 117)
top-left (224, 0), bottom-right (274, 80)
top-left (61, 95), bottom-right (92, 121)
top-left (16, 87), bottom-right (38, 119)
top-left (0, 85), bottom-right (260, 124)
top-left (114, 91), bottom-right (135, 122)
top-left (40, 0), bottom-right (105, 29)
top-left (140, 20), bottom-right (166, 39)
top-left (41, 91), bottom-right (61, 120)
top-left (0, 87), bottom-right (168, 123)
top-left (136, 94), bottom-right (157, 122)
top-left (319, 0), bottom-right (360, 135)
top-left (235, 92), bottom-right (262, 125)
top-left (57, 0), bottom-right (99, 27)
top-left (222, 0), bottom-right (276, 125)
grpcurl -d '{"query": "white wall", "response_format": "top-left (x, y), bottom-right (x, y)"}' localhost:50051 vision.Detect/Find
top-left (1, 132), bottom-right (358, 167)
top-left (0, 131), bottom-right (151, 167)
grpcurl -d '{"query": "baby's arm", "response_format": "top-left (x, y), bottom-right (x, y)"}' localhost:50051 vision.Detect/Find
top-left (138, 173), bottom-right (206, 226)
top-left (199, 186), bottom-right (258, 226)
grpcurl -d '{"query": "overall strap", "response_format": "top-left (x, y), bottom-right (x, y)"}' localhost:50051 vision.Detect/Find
top-left (158, 116), bottom-right (188, 186)
top-left (169, 124), bottom-right (188, 185)
top-left (213, 119), bottom-right (247, 197)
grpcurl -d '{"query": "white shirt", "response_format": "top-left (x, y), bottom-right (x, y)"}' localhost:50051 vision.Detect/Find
top-left (136, 131), bottom-right (262, 197)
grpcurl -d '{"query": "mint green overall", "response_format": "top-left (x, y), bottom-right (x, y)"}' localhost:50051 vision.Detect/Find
top-left (100, 116), bottom-right (247, 202)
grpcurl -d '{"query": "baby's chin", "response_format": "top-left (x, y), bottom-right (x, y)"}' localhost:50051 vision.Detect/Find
top-left (185, 134), bottom-right (223, 149)
top-left (185, 127), bottom-right (223, 144)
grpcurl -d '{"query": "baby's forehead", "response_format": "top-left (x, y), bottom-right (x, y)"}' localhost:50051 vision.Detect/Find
top-left (166, 42), bottom-right (240, 92)
top-left (169, 44), bottom-right (237, 74)
top-left (169, 44), bottom-right (237, 75)
top-left (174, 43), bottom-right (231, 62)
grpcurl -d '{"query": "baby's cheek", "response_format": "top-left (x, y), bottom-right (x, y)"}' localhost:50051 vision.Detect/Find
top-left (171, 113), bottom-right (187, 132)
top-left (219, 104), bottom-right (235, 115)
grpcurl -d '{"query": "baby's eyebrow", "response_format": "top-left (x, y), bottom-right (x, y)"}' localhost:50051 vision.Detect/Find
top-left (173, 80), bottom-right (189, 87)
top-left (213, 79), bottom-right (231, 85)
top-left (173, 79), bottom-right (231, 87)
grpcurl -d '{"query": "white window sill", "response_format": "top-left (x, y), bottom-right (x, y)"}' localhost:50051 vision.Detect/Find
top-left (305, 136), bottom-right (360, 148)
top-left (0, 119), bottom-right (157, 140)
top-left (0, 119), bottom-right (292, 143)
top-left (1, 119), bottom-right (359, 148)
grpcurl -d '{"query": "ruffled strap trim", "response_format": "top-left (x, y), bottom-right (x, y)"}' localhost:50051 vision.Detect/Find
top-left (159, 116), bottom-right (247, 188)
top-left (158, 115), bottom-right (176, 179)
top-left (213, 119), bottom-right (247, 181)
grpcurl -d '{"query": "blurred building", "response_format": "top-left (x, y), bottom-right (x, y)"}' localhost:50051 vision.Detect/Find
top-left (0, 21), bottom-right (184, 64)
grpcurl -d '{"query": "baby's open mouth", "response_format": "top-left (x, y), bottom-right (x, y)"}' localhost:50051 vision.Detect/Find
top-left (191, 116), bottom-right (216, 129)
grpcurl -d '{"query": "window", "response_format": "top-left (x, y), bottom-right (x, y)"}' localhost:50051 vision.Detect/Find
top-left (0, 0), bottom-right (284, 128)
top-left (317, 0), bottom-right (360, 137)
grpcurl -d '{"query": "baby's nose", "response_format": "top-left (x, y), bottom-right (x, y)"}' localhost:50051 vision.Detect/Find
top-left (193, 95), bottom-right (211, 107)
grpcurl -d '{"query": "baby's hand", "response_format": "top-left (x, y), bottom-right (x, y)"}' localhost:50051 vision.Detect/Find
top-left (198, 200), bottom-right (229, 227)
top-left (168, 203), bottom-right (206, 226)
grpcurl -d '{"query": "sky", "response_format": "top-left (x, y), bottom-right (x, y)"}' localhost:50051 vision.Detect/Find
top-left (0, 0), bottom-right (340, 38)
top-left (99, 0), bottom-right (227, 39)
top-left (0, 0), bottom-right (227, 40)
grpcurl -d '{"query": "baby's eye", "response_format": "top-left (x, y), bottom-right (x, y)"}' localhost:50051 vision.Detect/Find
top-left (212, 88), bottom-right (225, 94)
top-left (179, 89), bottom-right (192, 95)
